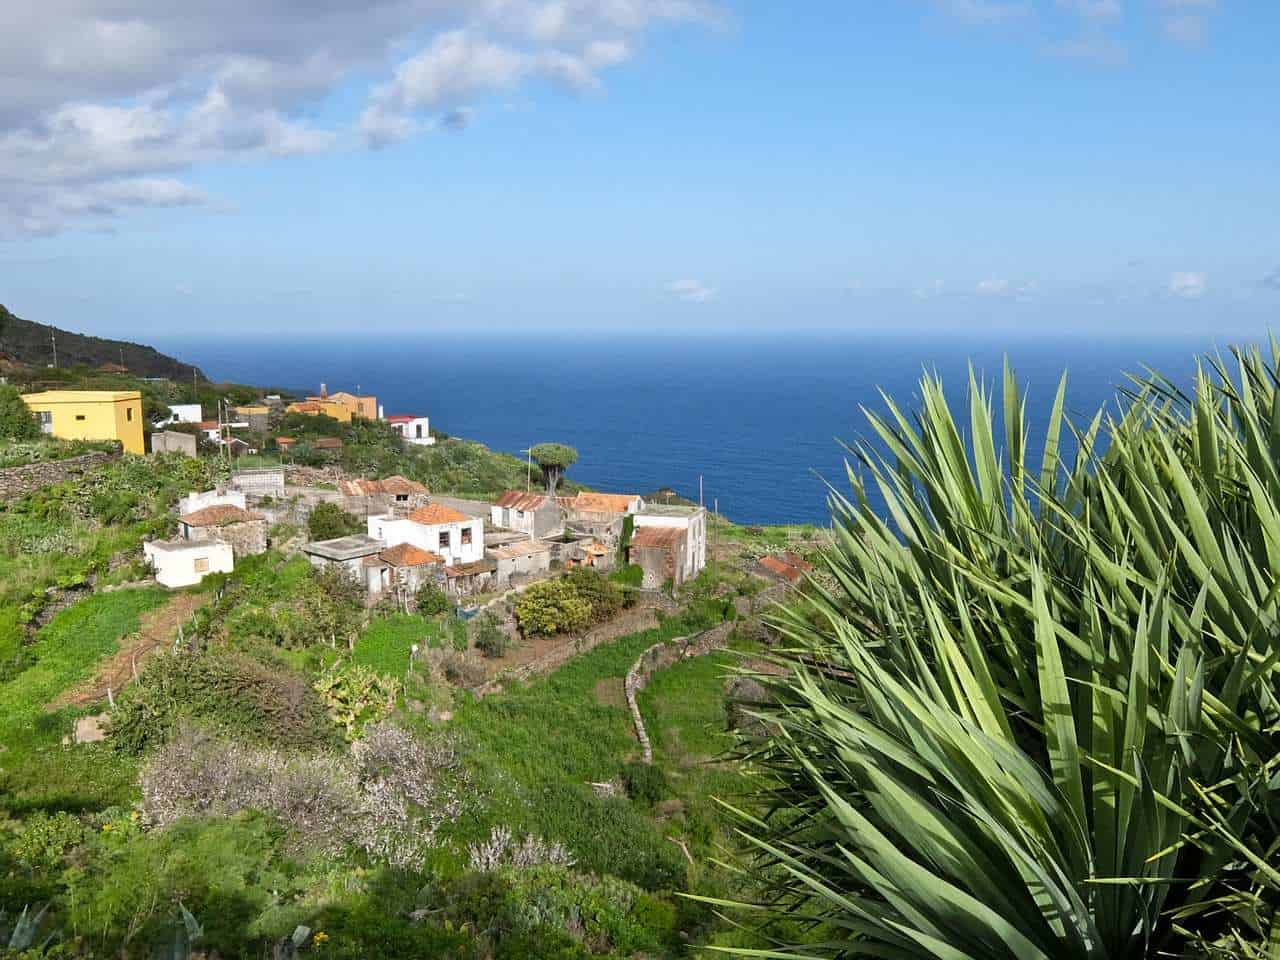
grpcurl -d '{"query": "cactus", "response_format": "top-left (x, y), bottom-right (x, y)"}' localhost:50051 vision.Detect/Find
top-left (1, 904), bottom-right (49, 950)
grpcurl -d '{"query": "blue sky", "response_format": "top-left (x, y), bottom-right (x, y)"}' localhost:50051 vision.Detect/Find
top-left (1, 1), bottom-right (1277, 339)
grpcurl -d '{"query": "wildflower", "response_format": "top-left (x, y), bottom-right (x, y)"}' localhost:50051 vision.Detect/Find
top-left (101, 823), bottom-right (114, 833)
top-left (313, 931), bottom-right (329, 946)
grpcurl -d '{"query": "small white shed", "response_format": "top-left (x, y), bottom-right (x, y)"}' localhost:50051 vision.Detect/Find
top-left (143, 539), bottom-right (234, 588)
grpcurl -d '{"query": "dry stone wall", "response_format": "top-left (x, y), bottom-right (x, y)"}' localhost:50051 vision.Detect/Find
top-left (0, 450), bottom-right (119, 502)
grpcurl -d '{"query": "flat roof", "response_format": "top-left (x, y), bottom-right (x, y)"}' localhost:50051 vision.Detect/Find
top-left (302, 534), bottom-right (383, 561)
top-left (636, 504), bottom-right (704, 517)
top-left (488, 541), bottom-right (553, 560)
top-left (146, 539), bottom-right (228, 553)
top-left (21, 390), bottom-right (141, 403)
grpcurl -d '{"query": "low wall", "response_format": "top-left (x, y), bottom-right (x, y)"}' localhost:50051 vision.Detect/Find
top-left (0, 450), bottom-right (119, 502)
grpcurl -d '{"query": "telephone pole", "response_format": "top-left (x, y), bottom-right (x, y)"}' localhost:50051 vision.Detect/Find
top-left (50, 331), bottom-right (57, 368)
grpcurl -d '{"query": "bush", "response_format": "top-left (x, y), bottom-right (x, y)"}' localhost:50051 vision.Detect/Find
top-left (608, 564), bottom-right (643, 607)
top-left (563, 568), bottom-right (622, 624)
top-left (307, 501), bottom-right (363, 541)
top-left (109, 649), bottom-right (337, 754)
top-left (514, 579), bottom-right (591, 637)
top-left (416, 581), bottom-right (450, 616)
top-left (313, 661), bottom-right (400, 739)
top-left (0, 385), bottom-right (39, 440)
top-left (472, 612), bottom-right (509, 658)
top-left (621, 761), bottom-right (669, 807)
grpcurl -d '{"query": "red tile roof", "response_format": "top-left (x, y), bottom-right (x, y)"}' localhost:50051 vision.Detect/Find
top-left (380, 543), bottom-right (444, 567)
top-left (570, 492), bottom-right (641, 515)
top-left (631, 526), bottom-right (685, 549)
top-left (313, 437), bottom-right (343, 450)
top-left (495, 490), bottom-right (551, 511)
top-left (385, 414), bottom-right (420, 423)
top-left (759, 554), bottom-right (810, 584)
top-left (409, 502), bottom-right (472, 526)
top-left (180, 505), bottom-right (265, 527)
top-left (197, 420), bottom-right (220, 430)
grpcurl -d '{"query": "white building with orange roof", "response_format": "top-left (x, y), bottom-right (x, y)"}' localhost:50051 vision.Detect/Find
top-left (367, 501), bottom-right (484, 567)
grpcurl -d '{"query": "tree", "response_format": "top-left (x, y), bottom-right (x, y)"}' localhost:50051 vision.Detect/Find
top-left (515, 579), bottom-right (591, 637)
top-left (0, 384), bottom-right (39, 440)
top-left (529, 443), bottom-right (578, 497)
top-left (472, 612), bottom-right (509, 658)
top-left (722, 352), bottom-right (1280, 959)
top-left (307, 502), bottom-right (363, 542)
top-left (415, 581), bottom-right (450, 617)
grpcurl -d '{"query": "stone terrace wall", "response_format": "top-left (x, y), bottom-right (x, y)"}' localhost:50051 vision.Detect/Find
top-left (0, 450), bottom-right (119, 502)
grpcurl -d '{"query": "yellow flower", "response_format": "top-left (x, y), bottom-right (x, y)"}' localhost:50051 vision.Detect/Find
top-left (312, 931), bottom-right (329, 946)
top-left (101, 824), bottom-right (114, 832)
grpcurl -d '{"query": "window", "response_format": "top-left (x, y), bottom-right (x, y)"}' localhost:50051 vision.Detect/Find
top-left (75, 414), bottom-right (86, 421)
top-left (438, 531), bottom-right (451, 550)
top-left (396, 493), bottom-right (408, 502)
top-left (415, 424), bottom-right (424, 438)
top-left (194, 557), bottom-right (209, 573)
top-left (37, 411), bottom-right (52, 434)
top-left (126, 407), bottom-right (133, 421)
top-left (461, 526), bottom-right (473, 546)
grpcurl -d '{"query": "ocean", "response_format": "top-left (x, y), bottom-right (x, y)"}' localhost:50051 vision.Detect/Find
top-left (156, 334), bottom-right (1261, 526)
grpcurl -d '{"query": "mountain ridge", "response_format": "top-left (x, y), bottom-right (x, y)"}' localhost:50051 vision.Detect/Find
top-left (0, 303), bottom-right (206, 382)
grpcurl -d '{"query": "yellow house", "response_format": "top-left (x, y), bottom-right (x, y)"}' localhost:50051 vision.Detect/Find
top-left (327, 391), bottom-right (378, 420)
top-left (21, 390), bottom-right (145, 454)
top-left (285, 399), bottom-right (353, 423)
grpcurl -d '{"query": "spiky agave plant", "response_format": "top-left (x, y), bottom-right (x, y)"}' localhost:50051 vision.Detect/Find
top-left (711, 347), bottom-right (1280, 959)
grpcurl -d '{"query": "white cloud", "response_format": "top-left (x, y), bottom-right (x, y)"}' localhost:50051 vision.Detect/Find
top-left (1169, 271), bottom-right (1208, 299)
top-left (976, 278), bottom-right (1011, 296)
top-left (0, 1), bottom-right (715, 237)
top-left (666, 279), bottom-right (715, 303)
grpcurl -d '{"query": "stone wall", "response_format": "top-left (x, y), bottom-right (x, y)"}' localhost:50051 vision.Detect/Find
top-left (187, 518), bottom-right (269, 557)
top-left (0, 450), bottom-right (119, 502)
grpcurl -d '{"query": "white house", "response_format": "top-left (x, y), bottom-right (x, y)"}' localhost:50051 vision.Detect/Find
top-left (154, 403), bottom-right (203, 428)
top-left (144, 539), bottom-right (234, 588)
top-left (368, 502), bottom-right (484, 567)
top-left (633, 505), bottom-right (708, 580)
top-left (386, 414), bottom-right (435, 446)
top-left (177, 488), bottom-right (246, 516)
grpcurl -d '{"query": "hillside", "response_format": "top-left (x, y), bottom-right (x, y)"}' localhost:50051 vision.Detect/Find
top-left (0, 303), bottom-right (205, 381)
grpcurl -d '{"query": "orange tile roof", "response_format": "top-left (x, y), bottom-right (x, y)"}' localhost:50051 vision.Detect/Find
top-left (180, 505), bottom-right (265, 527)
top-left (313, 437), bottom-right (343, 449)
top-left (631, 526), bottom-right (685, 549)
top-left (495, 490), bottom-right (551, 511)
top-left (380, 543), bottom-right (444, 567)
top-left (759, 554), bottom-right (808, 584)
top-left (340, 475), bottom-right (427, 498)
top-left (409, 502), bottom-right (472, 526)
top-left (571, 492), bottom-right (640, 515)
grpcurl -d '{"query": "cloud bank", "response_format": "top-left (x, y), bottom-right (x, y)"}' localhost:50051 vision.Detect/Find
top-left (0, 1), bottom-right (714, 237)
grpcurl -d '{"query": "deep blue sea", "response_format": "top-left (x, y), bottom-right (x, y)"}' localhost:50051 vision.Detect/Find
top-left (155, 334), bottom-right (1264, 525)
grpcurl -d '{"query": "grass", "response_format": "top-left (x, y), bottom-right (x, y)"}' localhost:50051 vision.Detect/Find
top-left (354, 613), bottom-right (443, 676)
top-left (440, 605), bottom-right (732, 891)
top-left (0, 588), bottom-right (167, 814)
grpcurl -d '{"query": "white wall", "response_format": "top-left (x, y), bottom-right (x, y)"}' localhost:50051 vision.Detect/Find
top-left (144, 541), bottom-right (233, 588)
top-left (368, 514), bottom-right (484, 565)
top-left (391, 416), bottom-right (434, 446)
top-left (164, 404), bottom-right (202, 425)
top-left (634, 510), bottom-right (707, 577)
top-left (177, 489), bottom-right (246, 515)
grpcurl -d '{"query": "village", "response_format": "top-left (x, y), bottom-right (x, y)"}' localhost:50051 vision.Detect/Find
top-left (17, 382), bottom-right (814, 637)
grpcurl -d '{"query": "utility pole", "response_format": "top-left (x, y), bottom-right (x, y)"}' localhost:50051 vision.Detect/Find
top-left (50, 331), bottom-right (57, 368)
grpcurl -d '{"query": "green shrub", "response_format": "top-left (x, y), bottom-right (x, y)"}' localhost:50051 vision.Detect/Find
top-left (313, 661), bottom-right (400, 739)
top-left (472, 612), bottom-right (509, 658)
top-left (563, 568), bottom-right (622, 624)
top-left (0, 385), bottom-right (39, 440)
top-left (621, 761), bottom-right (669, 807)
top-left (10, 811), bottom-right (86, 872)
top-left (607, 564), bottom-right (643, 608)
top-left (307, 501), bottom-right (363, 541)
top-left (515, 578), bottom-right (591, 637)
top-left (110, 649), bottom-right (337, 754)
top-left (416, 582), bottom-right (450, 617)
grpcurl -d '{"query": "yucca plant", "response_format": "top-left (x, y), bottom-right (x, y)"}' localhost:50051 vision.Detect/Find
top-left (712, 346), bottom-right (1280, 958)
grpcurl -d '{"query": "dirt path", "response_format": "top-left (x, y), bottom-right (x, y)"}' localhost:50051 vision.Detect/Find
top-left (48, 592), bottom-right (206, 710)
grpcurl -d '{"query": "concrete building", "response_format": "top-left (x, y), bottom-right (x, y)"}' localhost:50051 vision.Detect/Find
top-left (489, 539), bottom-right (552, 586)
top-left (385, 414), bottom-right (434, 445)
top-left (303, 534), bottom-right (385, 584)
top-left (21, 390), bottom-right (145, 454)
top-left (491, 490), bottom-right (565, 539)
top-left (629, 525), bottom-right (690, 590)
top-left (232, 405), bottom-right (270, 432)
top-left (365, 543), bottom-right (445, 598)
top-left (144, 539), bottom-right (234, 588)
top-left (368, 502), bottom-right (484, 568)
top-left (328, 391), bottom-right (379, 420)
top-left (340, 475), bottom-right (429, 516)
top-left (633, 504), bottom-right (707, 582)
top-left (178, 504), bottom-right (268, 557)
top-left (285, 399), bottom-right (352, 423)
top-left (230, 468), bottom-right (286, 499)
top-left (150, 430), bottom-right (198, 456)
